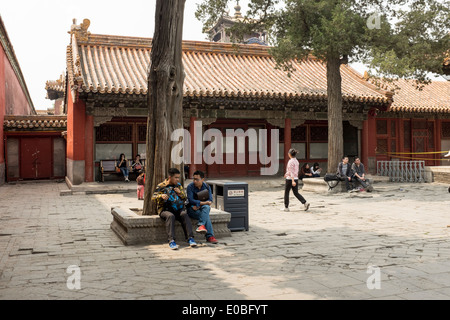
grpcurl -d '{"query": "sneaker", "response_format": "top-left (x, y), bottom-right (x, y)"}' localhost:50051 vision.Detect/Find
top-left (196, 225), bottom-right (207, 234)
top-left (444, 150), bottom-right (450, 158)
top-left (188, 237), bottom-right (197, 247)
top-left (169, 240), bottom-right (179, 250)
top-left (304, 202), bottom-right (310, 211)
top-left (207, 236), bottom-right (218, 244)
top-left (281, 207), bottom-right (290, 212)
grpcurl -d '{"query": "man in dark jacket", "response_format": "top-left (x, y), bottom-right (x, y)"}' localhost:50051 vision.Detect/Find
top-left (351, 157), bottom-right (373, 192)
top-left (337, 156), bottom-right (353, 192)
top-left (186, 170), bottom-right (218, 244)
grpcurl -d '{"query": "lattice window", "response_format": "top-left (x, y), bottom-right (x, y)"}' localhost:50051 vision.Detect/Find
top-left (96, 124), bottom-right (133, 142)
top-left (427, 122), bottom-right (434, 149)
top-left (376, 120), bottom-right (387, 135)
top-left (377, 139), bottom-right (388, 154)
top-left (138, 124), bottom-right (147, 142)
top-left (309, 126), bottom-right (327, 142)
top-left (442, 122), bottom-right (450, 138)
top-left (414, 137), bottom-right (426, 152)
top-left (292, 126), bottom-right (306, 141)
top-left (404, 120), bottom-right (411, 149)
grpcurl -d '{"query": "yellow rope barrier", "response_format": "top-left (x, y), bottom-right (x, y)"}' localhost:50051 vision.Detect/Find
top-left (386, 151), bottom-right (448, 155)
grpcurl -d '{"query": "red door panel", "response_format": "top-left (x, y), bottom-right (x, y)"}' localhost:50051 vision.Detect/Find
top-left (20, 138), bottom-right (52, 179)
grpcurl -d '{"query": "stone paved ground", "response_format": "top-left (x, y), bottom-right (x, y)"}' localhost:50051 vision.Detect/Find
top-left (1, 179), bottom-right (450, 300)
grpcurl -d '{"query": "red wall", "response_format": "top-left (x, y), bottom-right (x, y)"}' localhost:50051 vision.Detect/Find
top-left (1, 42), bottom-right (34, 168)
top-left (1, 50), bottom-right (33, 116)
top-left (0, 44), bottom-right (5, 165)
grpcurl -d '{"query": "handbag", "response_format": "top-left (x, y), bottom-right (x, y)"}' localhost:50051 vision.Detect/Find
top-left (323, 173), bottom-right (341, 190)
top-left (324, 173), bottom-right (339, 182)
top-left (195, 189), bottom-right (210, 202)
top-left (115, 166), bottom-right (121, 173)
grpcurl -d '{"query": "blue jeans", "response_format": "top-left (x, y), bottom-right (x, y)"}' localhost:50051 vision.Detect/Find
top-left (120, 167), bottom-right (129, 178)
top-left (187, 205), bottom-right (214, 238)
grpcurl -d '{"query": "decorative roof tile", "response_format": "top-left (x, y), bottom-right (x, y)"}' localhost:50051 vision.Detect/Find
top-left (387, 79), bottom-right (450, 114)
top-left (66, 29), bottom-right (392, 105)
top-left (45, 73), bottom-right (66, 100)
top-left (3, 115), bottom-right (67, 131)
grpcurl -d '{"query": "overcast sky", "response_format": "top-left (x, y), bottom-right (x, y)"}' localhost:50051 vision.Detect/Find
top-left (0, 0), bottom-right (445, 111)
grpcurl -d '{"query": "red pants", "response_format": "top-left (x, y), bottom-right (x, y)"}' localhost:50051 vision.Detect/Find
top-left (137, 185), bottom-right (144, 199)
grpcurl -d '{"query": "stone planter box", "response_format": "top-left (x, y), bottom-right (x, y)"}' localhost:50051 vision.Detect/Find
top-left (111, 207), bottom-right (232, 245)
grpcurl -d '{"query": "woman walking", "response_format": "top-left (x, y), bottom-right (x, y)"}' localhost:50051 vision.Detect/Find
top-left (282, 148), bottom-right (310, 212)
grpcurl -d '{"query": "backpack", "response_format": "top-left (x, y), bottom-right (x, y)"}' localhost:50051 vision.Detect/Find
top-left (163, 186), bottom-right (185, 213)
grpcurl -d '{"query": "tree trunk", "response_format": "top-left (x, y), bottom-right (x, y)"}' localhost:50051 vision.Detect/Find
top-left (143, 0), bottom-right (186, 215)
top-left (326, 56), bottom-right (344, 174)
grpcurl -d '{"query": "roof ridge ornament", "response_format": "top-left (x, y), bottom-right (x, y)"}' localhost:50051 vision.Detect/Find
top-left (69, 18), bottom-right (91, 42)
top-left (234, 1), bottom-right (243, 19)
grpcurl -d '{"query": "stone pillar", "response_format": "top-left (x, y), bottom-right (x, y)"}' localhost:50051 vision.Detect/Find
top-left (284, 118), bottom-right (292, 172)
top-left (66, 90), bottom-right (86, 185)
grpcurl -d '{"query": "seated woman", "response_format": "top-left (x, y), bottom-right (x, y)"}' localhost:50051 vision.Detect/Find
top-left (117, 153), bottom-right (130, 182)
top-left (299, 163), bottom-right (313, 180)
top-left (311, 162), bottom-right (322, 177)
top-left (131, 155), bottom-right (144, 174)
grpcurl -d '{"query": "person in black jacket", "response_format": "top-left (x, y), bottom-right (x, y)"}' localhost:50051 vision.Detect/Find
top-left (337, 156), bottom-right (353, 192)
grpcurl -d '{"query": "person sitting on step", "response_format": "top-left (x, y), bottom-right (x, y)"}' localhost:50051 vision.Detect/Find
top-left (186, 170), bottom-right (218, 244)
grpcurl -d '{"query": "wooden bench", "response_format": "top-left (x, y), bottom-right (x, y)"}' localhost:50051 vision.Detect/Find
top-left (99, 159), bottom-right (146, 182)
top-left (99, 160), bottom-right (120, 182)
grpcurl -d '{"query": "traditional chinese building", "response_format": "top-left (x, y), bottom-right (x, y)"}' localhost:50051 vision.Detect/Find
top-left (60, 19), bottom-right (398, 185)
top-left (45, 73), bottom-right (66, 115)
top-left (367, 78), bottom-right (450, 166)
top-left (44, 18), bottom-right (450, 186)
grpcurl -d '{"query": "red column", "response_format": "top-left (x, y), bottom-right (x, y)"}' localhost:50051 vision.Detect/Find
top-left (84, 115), bottom-right (94, 182)
top-left (366, 115), bottom-right (377, 174)
top-left (284, 118), bottom-right (291, 172)
top-left (362, 119), bottom-right (369, 171)
top-left (66, 90), bottom-right (86, 184)
top-left (435, 119), bottom-right (442, 166)
top-left (189, 116), bottom-right (197, 178)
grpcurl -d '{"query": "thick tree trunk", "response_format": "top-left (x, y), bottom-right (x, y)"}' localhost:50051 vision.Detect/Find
top-left (326, 56), bottom-right (344, 174)
top-left (143, 0), bottom-right (186, 215)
